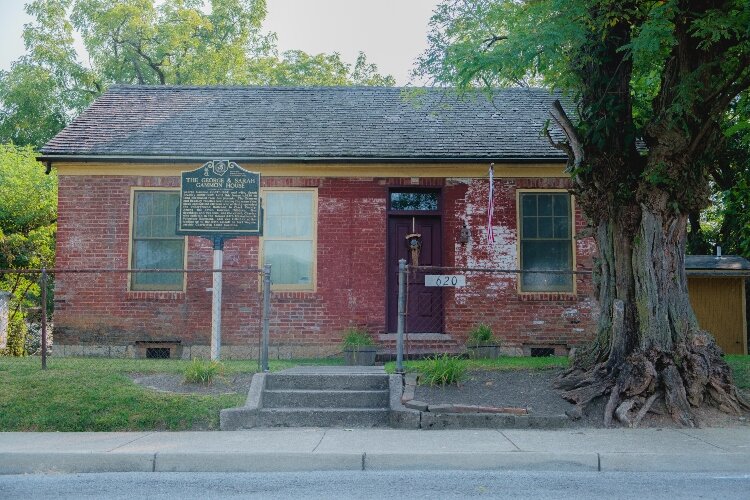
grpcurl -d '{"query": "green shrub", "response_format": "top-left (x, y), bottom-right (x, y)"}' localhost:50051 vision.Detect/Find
top-left (418, 354), bottom-right (466, 386)
top-left (341, 328), bottom-right (375, 350)
top-left (183, 359), bottom-right (224, 385)
top-left (467, 323), bottom-right (496, 346)
top-left (4, 314), bottom-right (28, 357)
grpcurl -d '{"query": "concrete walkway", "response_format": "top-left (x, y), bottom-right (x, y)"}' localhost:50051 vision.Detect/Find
top-left (1, 427), bottom-right (749, 474)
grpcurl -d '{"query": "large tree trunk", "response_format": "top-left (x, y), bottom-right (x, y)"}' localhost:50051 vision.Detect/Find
top-left (560, 198), bottom-right (749, 426)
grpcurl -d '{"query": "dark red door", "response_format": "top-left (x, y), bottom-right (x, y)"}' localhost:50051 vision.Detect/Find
top-left (387, 215), bottom-right (443, 333)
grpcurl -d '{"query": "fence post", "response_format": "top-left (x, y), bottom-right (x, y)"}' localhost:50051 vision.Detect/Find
top-left (0, 290), bottom-right (9, 352)
top-left (41, 268), bottom-right (47, 370)
top-left (396, 258), bottom-right (407, 373)
top-left (261, 264), bottom-right (271, 372)
top-left (211, 237), bottom-right (224, 361)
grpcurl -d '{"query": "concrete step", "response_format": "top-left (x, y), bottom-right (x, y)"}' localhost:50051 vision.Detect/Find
top-left (257, 408), bottom-right (390, 428)
top-left (265, 374), bottom-right (389, 391)
top-left (263, 389), bottom-right (390, 409)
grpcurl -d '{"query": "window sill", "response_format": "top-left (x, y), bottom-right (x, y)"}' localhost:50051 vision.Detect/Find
top-left (517, 292), bottom-right (578, 302)
top-left (271, 289), bottom-right (317, 299)
top-left (126, 291), bottom-right (186, 301)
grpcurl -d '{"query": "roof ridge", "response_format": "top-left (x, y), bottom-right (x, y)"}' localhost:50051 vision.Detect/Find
top-left (106, 84), bottom-right (556, 92)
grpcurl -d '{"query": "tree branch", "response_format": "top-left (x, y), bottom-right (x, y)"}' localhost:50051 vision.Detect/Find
top-left (482, 34), bottom-right (507, 49)
top-left (549, 99), bottom-right (584, 168)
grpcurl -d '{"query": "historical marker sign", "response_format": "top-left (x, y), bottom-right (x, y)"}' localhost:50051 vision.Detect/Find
top-left (178, 160), bottom-right (262, 236)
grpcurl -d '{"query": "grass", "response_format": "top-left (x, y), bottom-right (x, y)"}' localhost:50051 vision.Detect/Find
top-left (726, 355), bottom-right (750, 389)
top-left (418, 354), bottom-right (467, 386)
top-left (0, 356), bottom-right (342, 431)
top-left (385, 355), bottom-right (569, 374)
top-left (184, 359), bottom-right (224, 384)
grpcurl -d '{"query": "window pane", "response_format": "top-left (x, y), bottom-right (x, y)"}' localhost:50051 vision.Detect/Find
top-left (134, 216), bottom-right (151, 238)
top-left (133, 240), bottom-right (184, 288)
top-left (522, 216), bottom-right (537, 239)
top-left (264, 240), bottom-right (313, 285)
top-left (521, 194), bottom-right (536, 216)
top-left (554, 216), bottom-right (570, 238)
top-left (521, 241), bottom-right (572, 291)
top-left (538, 195), bottom-right (553, 216)
top-left (150, 215), bottom-right (177, 237)
top-left (390, 191), bottom-right (439, 211)
top-left (538, 217), bottom-right (554, 238)
top-left (553, 194), bottom-right (569, 216)
top-left (137, 192), bottom-right (152, 216)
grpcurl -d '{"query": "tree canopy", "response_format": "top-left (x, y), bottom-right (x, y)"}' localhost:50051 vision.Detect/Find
top-left (419, 0), bottom-right (750, 425)
top-left (0, 0), bottom-right (395, 148)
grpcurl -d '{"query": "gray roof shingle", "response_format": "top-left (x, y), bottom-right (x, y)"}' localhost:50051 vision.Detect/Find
top-left (685, 255), bottom-right (750, 274)
top-left (40, 86), bottom-right (569, 162)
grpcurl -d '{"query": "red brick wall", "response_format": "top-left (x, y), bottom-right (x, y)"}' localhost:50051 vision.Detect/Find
top-left (53, 173), bottom-right (597, 357)
top-left (442, 177), bottom-right (597, 353)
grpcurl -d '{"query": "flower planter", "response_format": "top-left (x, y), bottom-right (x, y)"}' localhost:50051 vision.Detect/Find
top-left (467, 344), bottom-right (500, 359)
top-left (343, 348), bottom-right (377, 366)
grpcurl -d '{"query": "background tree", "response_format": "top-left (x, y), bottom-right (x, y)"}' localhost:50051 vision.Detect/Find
top-left (0, 0), bottom-right (394, 148)
top-left (418, 0), bottom-right (750, 425)
top-left (0, 145), bottom-right (57, 355)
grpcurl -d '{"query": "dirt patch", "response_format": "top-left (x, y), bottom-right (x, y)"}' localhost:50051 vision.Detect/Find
top-left (414, 369), bottom-right (750, 428)
top-left (129, 373), bottom-right (254, 396)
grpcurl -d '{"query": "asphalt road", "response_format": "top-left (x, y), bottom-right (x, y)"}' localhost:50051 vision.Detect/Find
top-left (1, 470), bottom-right (749, 499)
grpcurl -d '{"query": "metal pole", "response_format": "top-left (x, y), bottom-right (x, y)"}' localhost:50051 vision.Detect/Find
top-left (396, 258), bottom-right (407, 373)
top-left (211, 237), bottom-right (224, 361)
top-left (41, 268), bottom-right (47, 370)
top-left (261, 264), bottom-right (271, 372)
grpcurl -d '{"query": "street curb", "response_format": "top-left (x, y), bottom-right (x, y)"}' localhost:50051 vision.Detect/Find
top-left (364, 452), bottom-right (599, 471)
top-left (599, 453), bottom-right (750, 472)
top-left (155, 452), bottom-right (363, 472)
top-left (0, 452), bottom-right (154, 475)
top-left (2, 451), bottom-right (750, 474)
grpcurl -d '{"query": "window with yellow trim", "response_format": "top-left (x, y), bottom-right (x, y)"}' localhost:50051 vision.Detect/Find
top-left (131, 190), bottom-right (184, 291)
top-left (262, 190), bottom-right (316, 289)
top-left (519, 192), bottom-right (573, 292)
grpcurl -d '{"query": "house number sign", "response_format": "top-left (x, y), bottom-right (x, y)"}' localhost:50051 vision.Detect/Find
top-left (425, 275), bottom-right (466, 287)
top-left (178, 160), bottom-right (262, 236)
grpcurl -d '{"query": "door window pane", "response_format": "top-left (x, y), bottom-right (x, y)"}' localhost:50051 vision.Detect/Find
top-left (519, 192), bottom-right (573, 292)
top-left (390, 191), bottom-right (439, 211)
top-left (131, 191), bottom-right (184, 291)
top-left (263, 190), bottom-right (316, 288)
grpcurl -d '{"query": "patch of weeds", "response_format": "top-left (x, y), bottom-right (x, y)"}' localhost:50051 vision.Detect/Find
top-left (341, 327), bottom-right (376, 349)
top-left (467, 323), bottom-right (497, 346)
top-left (184, 359), bottom-right (224, 385)
top-left (418, 354), bottom-right (466, 386)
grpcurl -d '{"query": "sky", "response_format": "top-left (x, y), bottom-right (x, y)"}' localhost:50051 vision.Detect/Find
top-left (0, 0), bottom-right (441, 85)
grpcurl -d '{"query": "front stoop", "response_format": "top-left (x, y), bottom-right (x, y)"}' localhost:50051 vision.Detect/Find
top-left (221, 366), bottom-right (397, 429)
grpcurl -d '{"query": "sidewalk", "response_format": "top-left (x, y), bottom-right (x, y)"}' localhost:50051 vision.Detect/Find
top-left (1, 427), bottom-right (749, 474)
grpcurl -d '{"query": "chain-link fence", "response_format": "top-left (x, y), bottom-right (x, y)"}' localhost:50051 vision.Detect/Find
top-left (393, 262), bottom-right (596, 367)
top-left (0, 267), bottom-right (271, 370)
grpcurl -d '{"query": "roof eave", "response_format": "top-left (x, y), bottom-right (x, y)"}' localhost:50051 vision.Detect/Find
top-left (37, 153), bottom-right (569, 165)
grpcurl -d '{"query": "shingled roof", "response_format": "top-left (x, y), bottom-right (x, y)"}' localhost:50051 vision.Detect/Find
top-left (39, 86), bottom-right (569, 163)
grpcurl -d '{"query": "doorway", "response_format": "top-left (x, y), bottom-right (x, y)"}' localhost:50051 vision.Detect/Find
top-left (386, 189), bottom-right (443, 333)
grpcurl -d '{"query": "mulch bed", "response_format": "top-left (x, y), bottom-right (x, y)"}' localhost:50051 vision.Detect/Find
top-left (414, 368), bottom-right (750, 429)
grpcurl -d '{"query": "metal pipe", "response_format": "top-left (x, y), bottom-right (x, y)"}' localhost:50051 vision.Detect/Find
top-left (211, 238), bottom-right (224, 360)
top-left (41, 268), bottom-right (47, 370)
top-left (261, 264), bottom-right (272, 372)
top-left (396, 258), bottom-right (407, 374)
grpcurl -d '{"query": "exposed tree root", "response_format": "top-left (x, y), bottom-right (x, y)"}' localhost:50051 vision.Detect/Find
top-left (557, 333), bottom-right (750, 427)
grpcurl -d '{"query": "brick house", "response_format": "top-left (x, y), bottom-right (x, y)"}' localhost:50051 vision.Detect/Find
top-left (38, 86), bottom-right (597, 359)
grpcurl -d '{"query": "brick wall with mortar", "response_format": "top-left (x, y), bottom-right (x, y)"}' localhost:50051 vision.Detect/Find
top-left (53, 173), bottom-right (596, 358)
top-left (442, 177), bottom-right (597, 354)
